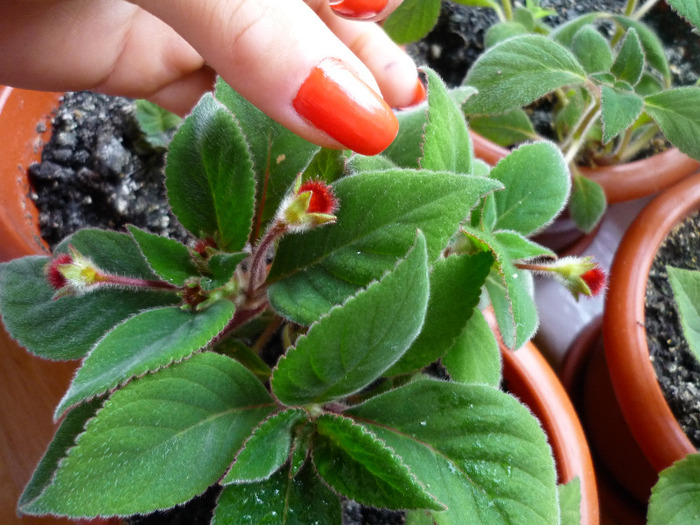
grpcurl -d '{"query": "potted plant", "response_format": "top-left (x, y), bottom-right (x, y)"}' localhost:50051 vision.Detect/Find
top-left (0, 70), bottom-right (602, 523)
top-left (561, 171), bottom-right (700, 520)
top-left (386, 0), bottom-right (700, 237)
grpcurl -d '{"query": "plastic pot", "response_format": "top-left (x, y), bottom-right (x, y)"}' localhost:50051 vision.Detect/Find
top-left (603, 172), bottom-right (699, 471)
top-left (0, 86), bottom-right (58, 261)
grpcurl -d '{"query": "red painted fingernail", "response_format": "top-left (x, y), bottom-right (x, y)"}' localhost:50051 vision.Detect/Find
top-left (329, 0), bottom-right (388, 19)
top-left (293, 58), bottom-right (398, 156)
top-left (408, 76), bottom-right (427, 107)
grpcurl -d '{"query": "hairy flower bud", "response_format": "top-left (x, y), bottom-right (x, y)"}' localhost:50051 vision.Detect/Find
top-left (276, 175), bottom-right (338, 232)
top-left (45, 246), bottom-right (103, 299)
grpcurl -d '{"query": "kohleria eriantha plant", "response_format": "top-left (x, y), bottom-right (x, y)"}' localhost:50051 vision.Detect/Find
top-left (0, 69), bottom-right (601, 523)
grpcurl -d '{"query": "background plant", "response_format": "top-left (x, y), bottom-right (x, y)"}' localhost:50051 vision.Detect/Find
top-left (0, 70), bottom-right (592, 523)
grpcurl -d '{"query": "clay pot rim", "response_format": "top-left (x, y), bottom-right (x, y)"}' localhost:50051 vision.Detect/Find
top-left (603, 171), bottom-right (700, 473)
top-left (470, 131), bottom-right (700, 204)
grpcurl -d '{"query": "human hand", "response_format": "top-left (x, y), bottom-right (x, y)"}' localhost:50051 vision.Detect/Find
top-left (0, 0), bottom-right (422, 155)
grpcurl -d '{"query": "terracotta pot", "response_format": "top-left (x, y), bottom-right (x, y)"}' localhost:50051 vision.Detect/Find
top-left (491, 306), bottom-right (599, 524)
top-left (470, 132), bottom-right (700, 205)
top-left (603, 171), bottom-right (699, 472)
top-left (0, 86), bottom-right (59, 260)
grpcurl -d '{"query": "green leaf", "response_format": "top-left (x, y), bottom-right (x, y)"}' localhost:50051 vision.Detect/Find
top-left (134, 99), bottom-right (181, 149)
top-left (19, 398), bottom-right (103, 509)
top-left (571, 25), bottom-right (614, 74)
top-left (644, 87), bottom-right (700, 160)
top-left (550, 13), bottom-right (600, 46)
top-left (382, 0), bottom-right (441, 44)
top-left (166, 92), bottom-right (256, 251)
top-left (462, 228), bottom-right (538, 349)
top-left (0, 256), bottom-right (178, 360)
top-left (421, 69), bottom-right (473, 175)
top-left (490, 142), bottom-right (571, 236)
top-left (55, 301), bottom-right (236, 418)
top-left (215, 79), bottom-right (319, 234)
top-left (386, 251), bottom-right (494, 376)
top-left (558, 477), bottom-right (582, 525)
top-left (635, 72), bottom-right (665, 97)
top-left (484, 21), bottom-right (530, 49)
top-left (463, 35), bottom-right (587, 115)
top-left (569, 173), bottom-right (606, 233)
top-left (494, 230), bottom-right (555, 260)
top-left (600, 83), bottom-right (644, 143)
top-left (667, 266), bottom-right (700, 363)
top-left (382, 105), bottom-right (428, 169)
top-left (611, 16), bottom-right (671, 84)
top-left (346, 153), bottom-right (396, 173)
top-left (648, 453), bottom-right (700, 525)
top-left (346, 379), bottom-right (559, 524)
top-left (268, 170), bottom-right (502, 325)
top-left (442, 308), bottom-right (502, 386)
top-left (301, 147), bottom-right (346, 184)
top-left (127, 225), bottom-right (199, 285)
top-left (206, 252), bottom-right (248, 289)
top-left (215, 338), bottom-right (272, 382)
top-left (611, 28), bottom-right (645, 86)
top-left (213, 461), bottom-right (341, 525)
top-left (469, 109), bottom-right (538, 147)
top-left (21, 352), bottom-right (275, 517)
top-left (313, 414), bottom-right (443, 510)
top-left (665, 0), bottom-right (700, 33)
top-left (223, 409), bottom-right (308, 484)
top-left (271, 233), bottom-right (429, 405)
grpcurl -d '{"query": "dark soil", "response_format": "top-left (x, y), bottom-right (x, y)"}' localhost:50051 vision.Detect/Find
top-left (28, 91), bottom-right (190, 250)
top-left (645, 211), bottom-right (700, 448)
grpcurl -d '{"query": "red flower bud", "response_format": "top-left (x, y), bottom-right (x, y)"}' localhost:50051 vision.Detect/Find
top-left (46, 254), bottom-right (73, 290)
top-left (581, 267), bottom-right (606, 296)
top-left (297, 180), bottom-right (338, 215)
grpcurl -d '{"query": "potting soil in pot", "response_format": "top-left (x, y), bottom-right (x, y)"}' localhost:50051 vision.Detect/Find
top-left (646, 211), bottom-right (700, 448)
top-left (28, 91), bottom-right (191, 250)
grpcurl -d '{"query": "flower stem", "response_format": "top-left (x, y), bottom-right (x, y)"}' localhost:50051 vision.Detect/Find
top-left (247, 221), bottom-right (288, 297)
top-left (94, 272), bottom-right (179, 292)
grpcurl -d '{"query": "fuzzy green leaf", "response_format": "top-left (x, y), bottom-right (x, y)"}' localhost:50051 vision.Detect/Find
top-left (469, 109), bottom-right (537, 147)
top-left (19, 398), bottom-right (103, 510)
top-left (223, 409), bottom-right (308, 484)
top-left (550, 13), bottom-right (600, 46)
top-left (215, 79), bottom-right (319, 233)
top-left (648, 453), bottom-right (700, 525)
top-left (127, 225), bottom-right (199, 285)
top-left (644, 87), bottom-right (700, 160)
top-left (611, 28), bottom-right (645, 86)
top-left (667, 266), bottom-right (700, 363)
top-left (558, 477), bottom-right (582, 525)
top-left (346, 379), bottom-right (559, 524)
top-left (600, 83), bottom-right (644, 143)
top-left (382, 105), bottom-right (428, 169)
top-left (301, 147), bottom-right (346, 184)
top-left (386, 251), bottom-right (494, 376)
top-left (665, 0), bottom-right (700, 33)
top-left (421, 69), bottom-right (473, 175)
top-left (134, 99), bottom-right (181, 149)
top-left (166, 92), bottom-right (255, 251)
top-left (484, 21), bottom-right (530, 49)
top-left (442, 308), bottom-right (502, 386)
top-left (494, 230), bottom-right (555, 260)
top-left (463, 35), bottom-right (587, 115)
top-left (569, 173), bottom-right (607, 233)
top-left (206, 252), bottom-right (248, 289)
top-left (268, 170), bottom-right (501, 325)
top-left (571, 25), bottom-right (614, 74)
top-left (490, 141), bottom-right (571, 236)
top-left (346, 153), bottom-right (396, 173)
top-left (314, 414), bottom-right (443, 510)
top-left (215, 338), bottom-right (272, 382)
top-left (213, 461), bottom-right (341, 525)
top-left (382, 0), bottom-right (441, 44)
top-left (271, 233), bottom-right (429, 405)
top-left (0, 256), bottom-right (178, 360)
top-left (55, 301), bottom-right (236, 418)
top-left (612, 16), bottom-right (670, 84)
top-left (20, 352), bottom-right (275, 517)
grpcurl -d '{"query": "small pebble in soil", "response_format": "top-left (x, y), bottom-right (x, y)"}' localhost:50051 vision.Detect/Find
top-left (646, 211), bottom-right (700, 448)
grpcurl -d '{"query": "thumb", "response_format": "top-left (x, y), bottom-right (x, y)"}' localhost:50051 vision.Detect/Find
top-left (131, 0), bottom-right (400, 155)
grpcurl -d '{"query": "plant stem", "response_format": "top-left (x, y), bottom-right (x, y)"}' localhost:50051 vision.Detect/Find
top-left (618, 124), bottom-right (662, 163)
top-left (94, 272), bottom-right (179, 292)
top-left (502, 0), bottom-right (513, 20)
top-left (631, 0), bottom-right (659, 20)
top-left (624, 0), bottom-right (639, 16)
top-left (247, 221), bottom-right (287, 297)
top-left (562, 101), bottom-right (601, 166)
